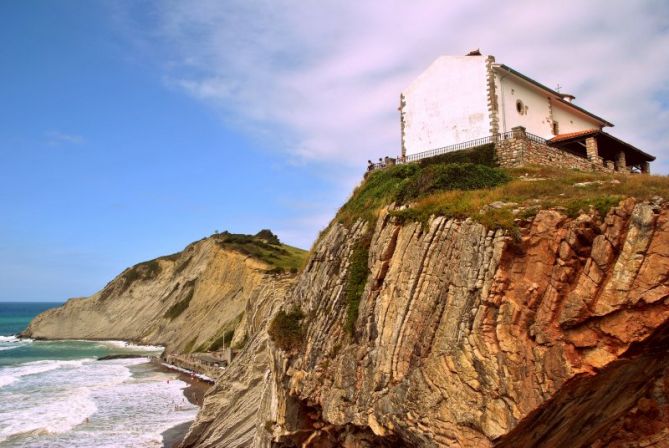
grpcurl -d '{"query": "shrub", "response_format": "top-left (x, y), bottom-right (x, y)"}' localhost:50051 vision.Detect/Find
top-left (337, 164), bottom-right (419, 225)
top-left (337, 161), bottom-right (509, 226)
top-left (213, 230), bottom-right (307, 272)
top-left (396, 163), bottom-right (510, 204)
top-left (268, 307), bottom-right (306, 351)
top-left (255, 229), bottom-right (281, 245)
top-left (565, 195), bottom-right (622, 218)
top-left (418, 144), bottom-right (496, 168)
top-left (345, 234), bottom-right (371, 336)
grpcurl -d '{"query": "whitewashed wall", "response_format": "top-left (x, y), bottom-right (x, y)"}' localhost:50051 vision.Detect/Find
top-left (401, 56), bottom-right (490, 156)
top-left (551, 101), bottom-right (602, 135)
top-left (495, 72), bottom-right (553, 138)
top-left (495, 70), bottom-right (603, 139)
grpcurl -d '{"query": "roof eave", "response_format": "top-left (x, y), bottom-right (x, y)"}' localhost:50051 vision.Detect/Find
top-left (494, 64), bottom-right (614, 127)
top-left (550, 130), bottom-right (655, 162)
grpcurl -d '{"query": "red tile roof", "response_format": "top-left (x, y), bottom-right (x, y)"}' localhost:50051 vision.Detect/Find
top-left (548, 129), bottom-right (600, 143)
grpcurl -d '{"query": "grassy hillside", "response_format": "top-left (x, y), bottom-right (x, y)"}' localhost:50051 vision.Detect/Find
top-left (337, 151), bottom-right (669, 233)
top-left (212, 230), bottom-right (308, 273)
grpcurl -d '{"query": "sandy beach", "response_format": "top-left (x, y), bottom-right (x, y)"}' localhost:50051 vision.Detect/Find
top-left (153, 359), bottom-right (212, 448)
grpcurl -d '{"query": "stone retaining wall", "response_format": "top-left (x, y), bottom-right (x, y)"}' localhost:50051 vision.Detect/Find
top-left (495, 127), bottom-right (615, 173)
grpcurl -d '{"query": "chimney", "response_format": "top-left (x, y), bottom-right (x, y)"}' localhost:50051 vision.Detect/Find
top-left (561, 94), bottom-right (576, 103)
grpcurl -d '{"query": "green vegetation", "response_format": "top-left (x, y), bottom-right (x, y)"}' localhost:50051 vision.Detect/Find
top-left (101, 259), bottom-right (164, 300)
top-left (344, 234), bottom-right (372, 336)
top-left (390, 166), bottom-right (669, 231)
top-left (335, 142), bottom-right (669, 234)
top-left (163, 288), bottom-right (195, 320)
top-left (268, 307), bottom-right (306, 351)
top-left (395, 163), bottom-right (510, 204)
top-left (565, 195), bottom-right (623, 218)
top-left (418, 143), bottom-right (496, 167)
top-left (213, 230), bottom-right (308, 274)
top-left (338, 162), bottom-right (510, 225)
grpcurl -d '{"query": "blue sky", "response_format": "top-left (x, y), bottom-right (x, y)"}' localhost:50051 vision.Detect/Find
top-left (1, 1), bottom-right (668, 301)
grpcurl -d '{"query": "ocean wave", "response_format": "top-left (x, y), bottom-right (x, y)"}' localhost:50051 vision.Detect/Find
top-left (0, 386), bottom-right (97, 443)
top-left (96, 340), bottom-right (164, 352)
top-left (0, 335), bottom-right (33, 343)
top-left (0, 348), bottom-right (197, 447)
top-left (0, 359), bottom-right (95, 389)
top-left (0, 346), bottom-right (20, 352)
top-left (0, 375), bottom-right (16, 388)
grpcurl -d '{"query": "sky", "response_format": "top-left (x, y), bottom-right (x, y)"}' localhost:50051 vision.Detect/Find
top-left (1, 1), bottom-right (668, 301)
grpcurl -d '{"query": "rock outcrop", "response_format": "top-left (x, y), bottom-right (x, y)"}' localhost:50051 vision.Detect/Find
top-left (25, 196), bottom-right (669, 448)
top-left (256, 198), bottom-right (669, 447)
top-left (24, 235), bottom-right (296, 354)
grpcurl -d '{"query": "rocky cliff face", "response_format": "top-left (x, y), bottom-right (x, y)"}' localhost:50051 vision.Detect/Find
top-left (25, 195), bottom-right (669, 448)
top-left (24, 235), bottom-right (295, 354)
top-left (251, 197), bottom-right (669, 447)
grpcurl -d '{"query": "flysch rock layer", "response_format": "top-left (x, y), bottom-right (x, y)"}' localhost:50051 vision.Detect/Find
top-left (24, 237), bottom-right (294, 354)
top-left (257, 198), bottom-right (669, 447)
top-left (25, 198), bottom-right (669, 448)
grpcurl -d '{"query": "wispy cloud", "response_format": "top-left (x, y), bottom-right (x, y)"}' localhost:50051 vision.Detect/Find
top-left (46, 131), bottom-right (85, 146)
top-left (119, 0), bottom-right (669, 172)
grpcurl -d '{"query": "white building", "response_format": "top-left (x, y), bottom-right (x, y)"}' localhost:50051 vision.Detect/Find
top-left (400, 52), bottom-right (613, 156)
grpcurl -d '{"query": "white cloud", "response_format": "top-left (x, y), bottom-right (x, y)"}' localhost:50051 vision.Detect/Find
top-left (130, 0), bottom-right (669, 172)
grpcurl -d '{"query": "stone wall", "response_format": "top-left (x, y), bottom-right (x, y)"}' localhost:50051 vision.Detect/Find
top-left (495, 127), bottom-right (615, 173)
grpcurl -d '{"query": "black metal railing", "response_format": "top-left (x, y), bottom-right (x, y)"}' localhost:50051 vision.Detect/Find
top-left (367, 131), bottom-right (555, 172)
top-left (404, 135), bottom-right (498, 163)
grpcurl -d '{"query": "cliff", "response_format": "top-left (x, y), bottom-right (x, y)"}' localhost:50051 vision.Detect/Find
top-left (24, 158), bottom-right (669, 448)
top-left (183, 164), bottom-right (669, 447)
top-left (264, 198), bottom-right (669, 447)
top-left (23, 231), bottom-right (305, 354)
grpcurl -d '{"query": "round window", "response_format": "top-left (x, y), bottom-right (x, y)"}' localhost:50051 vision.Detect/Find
top-left (516, 99), bottom-right (524, 115)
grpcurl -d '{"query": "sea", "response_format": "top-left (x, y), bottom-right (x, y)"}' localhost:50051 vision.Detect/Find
top-left (0, 302), bottom-right (198, 448)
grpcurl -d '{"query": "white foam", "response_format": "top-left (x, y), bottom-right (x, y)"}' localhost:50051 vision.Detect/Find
top-left (0, 346), bottom-right (19, 351)
top-left (0, 359), bottom-right (94, 389)
top-left (0, 387), bottom-right (97, 442)
top-left (0, 355), bottom-right (198, 447)
top-left (95, 340), bottom-right (165, 352)
top-left (0, 335), bottom-right (19, 342)
top-left (0, 375), bottom-right (15, 388)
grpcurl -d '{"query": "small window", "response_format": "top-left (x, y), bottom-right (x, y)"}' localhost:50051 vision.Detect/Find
top-left (552, 121), bottom-right (560, 135)
top-left (516, 99), bottom-right (524, 114)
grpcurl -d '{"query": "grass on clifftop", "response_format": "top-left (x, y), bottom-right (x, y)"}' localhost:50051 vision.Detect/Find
top-left (336, 151), bottom-right (669, 233)
top-left (337, 161), bottom-right (511, 226)
top-left (391, 166), bottom-right (669, 230)
top-left (212, 229), bottom-right (308, 274)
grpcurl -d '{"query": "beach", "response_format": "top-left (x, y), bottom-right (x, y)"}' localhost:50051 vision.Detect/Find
top-left (154, 358), bottom-right (212, 448)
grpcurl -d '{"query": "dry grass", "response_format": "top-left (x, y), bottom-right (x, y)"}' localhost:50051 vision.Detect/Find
top-left (392, 166), bottom-right (669, 230)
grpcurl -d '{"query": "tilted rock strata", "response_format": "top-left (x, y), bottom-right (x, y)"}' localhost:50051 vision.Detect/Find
top-left (181, 275), bottom-right (292, 448)
top-left (266, 199), bottom-right (669, 447)
top-left (23, 198), bottom-right (669, 448)
top-left (24, 237), bottom-right (293, 354)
